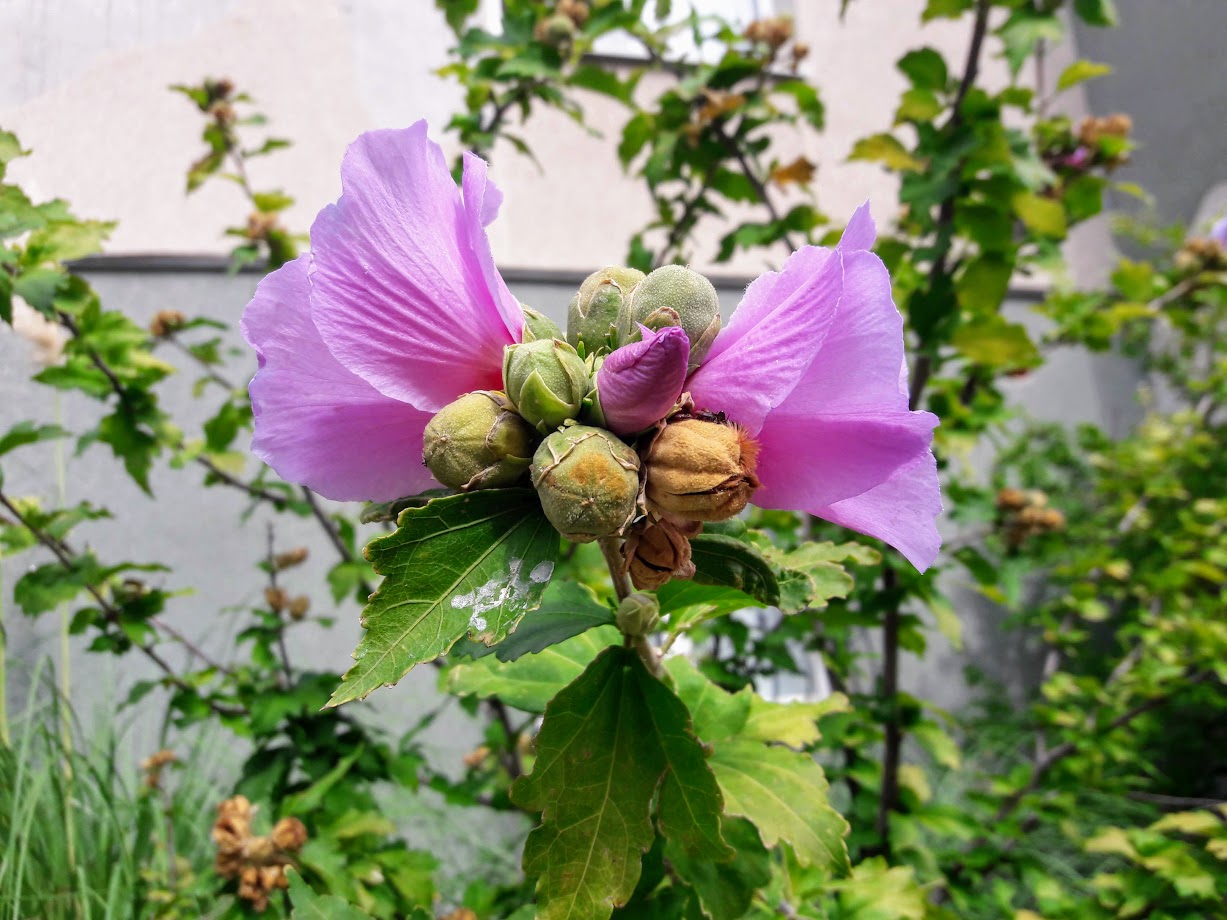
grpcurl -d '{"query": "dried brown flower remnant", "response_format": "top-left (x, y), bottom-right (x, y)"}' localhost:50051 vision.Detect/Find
top-left (264, 586), bottom-right (288, 612)
top-left (1175, 235), bottom-right (1227, 273)
top-left (998, 488), bottom-right (1065, 547)
top-left (149, 309), bottom-right (187, 338)
top-left (696, 89), bottom-right (746, 126)
top-left (463, 745), bottom-right (492, 768)
top-left (624, 518), bottom-right (700, 590)
top-left (140, 749), bottom-right (177, 788)
top-left (245, 211), bottom-right (281, 242)
top-left (557, 0), bottom-right (589, 26)
top-left (287, 595), bottom-right (311, 620)
top-left (271, 817), bottom-right (307, 852)
top-left (213, 796), bottom-right (308, 912)
top-left (744, 15), bottom-right (793, 49)
top-left (770, 156), bottom-right (817, 188)
top-left (443, 909), bottom-right (480, 920)
top-left (645, 419), bottom-right (760, 522)
top-left (272, 546), bottom-right (309, 571)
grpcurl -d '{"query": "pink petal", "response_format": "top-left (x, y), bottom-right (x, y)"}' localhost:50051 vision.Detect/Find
top-left (242, 255), bottom-right (437, 502)
top-left (778, 249), bottom-right (910, 416)
top-left (810, 450), bottom-right (943, 572)
top-left (688, 247), bottom-right (844, 434)
top-left (753, 409), bottom-right (938, 512)
top-left (838, 200), bottom-right (877, 252)
top-left (308, 122), bottom-right (521, 412)
top-left (597, 325), bottom-right (690, 435)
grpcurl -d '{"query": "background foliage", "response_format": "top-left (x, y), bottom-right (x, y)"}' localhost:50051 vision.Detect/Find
top-left (1, 0), bottom-right (1225, 917)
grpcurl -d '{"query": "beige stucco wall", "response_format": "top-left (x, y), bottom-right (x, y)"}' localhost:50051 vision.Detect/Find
top-left (1, 0), bottom-right (1082, 279)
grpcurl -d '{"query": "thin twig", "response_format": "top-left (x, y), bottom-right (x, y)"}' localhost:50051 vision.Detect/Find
top-left (302, 488), bottom-right (353, 563)
top-left (267, 523), bottom-right (294, 688)
top-left (711, 122), bottom-right (799, 255)
top-left (490, 698), bottom-right (525, 781)
top-left (0, 489), bottom-right (243, 719)
top-left (161, 334), bottom-right (236, 391)
top-left (1127, 791), bottom-right (1227, 810)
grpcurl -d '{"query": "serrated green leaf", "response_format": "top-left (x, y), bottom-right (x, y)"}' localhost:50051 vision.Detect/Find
top-left (767, 542), bottom-right (860, 614)
top-left (666, 657), bottom-right (751, 743)
top-left (709, 740), bottom-right (850, 873)
top-left (0, 130), bottom-right (26, 166)
top-left (1057, 59), bottom-right (1112, 91)
top-left (24, 220), bottom-right (114, 264)
top-left (0, 422), bottom-right (67, 457)
top-left (848, 134), bottom-right (923, 172)
top-left (667, 816), bottom-right (771, 920)
top-left (657, 580), bottom-right (759, 634)
top-left (1011, 191), bottom-right (1069, 239)
top-left (286, 868), bottom-right (378, 919)
top-left (688, 534), bottom-right (780, 606)
top-left (482, 580), bottom-right (615, 662)
top-left (952, 314), bottom-right (1040, 369)
top-left (512, 647), bottom-right (728, 920)
top-left (447, 625), bottom-right (620, 712)
top-left (743, 692), bottom-right (850, 749)
top-left (329, 490), bottom-right (559, 707)
top-left (896, 47), bottom-right (947, 90)
top-left (1073, 0), bottom-right (1118, 27)
top-left (828, 857), bottom-right (927, 919)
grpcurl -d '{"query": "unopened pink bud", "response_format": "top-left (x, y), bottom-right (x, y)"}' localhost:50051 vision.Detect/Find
top-left (595, 326), bottom-right (690, 435)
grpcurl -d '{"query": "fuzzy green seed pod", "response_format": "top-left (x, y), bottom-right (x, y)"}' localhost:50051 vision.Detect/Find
top-left (567, 266), bottom-right (645, 355)
top-left (531, 426), bottom-right (640, 542)
top-left (615, 592), bottom-right (661, 638)
top-left (503, 339), bottom-right (590, 434)
top-left (619, 264), bottom-right (721, 370)
top-left (422, 391), bottom-right (538, 491)
top-left (520, 306), bottom-right (564, 343)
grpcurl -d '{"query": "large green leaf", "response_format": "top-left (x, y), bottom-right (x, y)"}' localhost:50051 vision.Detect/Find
top-left (328, 490), bottom-right (559, 707)
top-left (688, 534), bottom-right (780, 606)
top-left (459, 580), bottom-right (616, 662)
top-left (668, 660), bottom-right (850, 873)
top-left (710, 740), bottom-right (849, 874)
top-left (446, 625), bottom-right (620, 712)
top-left (512, 647), bottom-right (729, 920)
top-left (767, 541), bottom-right (874, 614)
top-left (667, 817), bottom-right (771, 920)
top-left (656, 580), bottom-right (760, 634)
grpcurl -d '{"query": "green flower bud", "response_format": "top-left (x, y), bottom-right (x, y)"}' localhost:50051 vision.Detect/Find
top-left (520, 306), bottom-right (564, 343)
top-left (531, 426), bottom-right (640, 542)
top-left (619, 264), bottom-right (721, 370)
top-left (422, 391), bottom-right (537, 491)
top-left (616, 592), bottom-right (661, 638)
top-left (503, 339), bottom-right (590, 434)
top-left (567, 266), bottom-right (645, 355)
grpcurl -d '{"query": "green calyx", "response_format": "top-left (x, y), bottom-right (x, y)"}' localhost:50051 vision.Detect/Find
top-left (530, 425), bottom-right (640, 542)
top-left (422, 390), bottom-right (538, 491)
top-left (618, 264), bottom-right (721, 370)
top-left (503, 339), bottom-right (590, 434)
top-left (567, 266), bottom-right (646, 355)
top-left (520, 305), bottom-right (564, 343)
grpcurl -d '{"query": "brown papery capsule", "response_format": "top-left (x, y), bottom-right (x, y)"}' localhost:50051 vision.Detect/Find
top-left (624, 518), bottom-right (698, 590)
top-left (645, 419), bottom-right (759, 522)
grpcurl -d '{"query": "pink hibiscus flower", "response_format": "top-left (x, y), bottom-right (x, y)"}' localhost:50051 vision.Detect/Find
top-left (242, 121), bottom-right (941, 570)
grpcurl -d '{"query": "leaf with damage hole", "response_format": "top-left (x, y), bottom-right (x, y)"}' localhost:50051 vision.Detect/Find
top-left (328, 489), bottom-right (559, 707)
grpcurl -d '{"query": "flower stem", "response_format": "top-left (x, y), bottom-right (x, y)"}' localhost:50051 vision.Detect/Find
top-left (597, 537), bottom-right (663, 678)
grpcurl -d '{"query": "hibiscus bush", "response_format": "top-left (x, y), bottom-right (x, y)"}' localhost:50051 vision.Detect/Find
top-left (2, 1), bottom-right (1226, 919)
